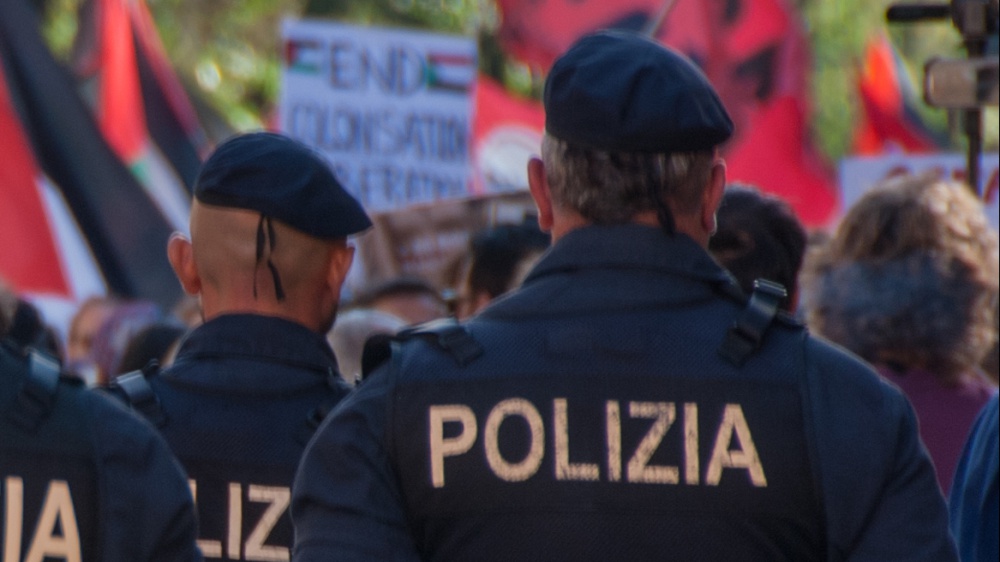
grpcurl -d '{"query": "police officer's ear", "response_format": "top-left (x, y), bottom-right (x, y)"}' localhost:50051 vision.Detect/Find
top-left (701, 157), bottom-right (727, 236)
top-left (167, 233), bottom-right (202, 296)
top-left (324, 240), bottom-right (355, 296)
top-left (527, 157), bottom-right (553, 233)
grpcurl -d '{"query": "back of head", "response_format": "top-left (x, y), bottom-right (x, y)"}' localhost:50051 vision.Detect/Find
top-left (541, 31), bottom-right (732, 229)
top-left (183, 132), bottom-right (372, 327)
top-left (709, 184), bottom-right (807, 309)
top-left (116, 321), bottom-right (187, 375)
top-left (803, 174), bottom-right (999, 381)
top-left (467, 221), bottom-right (550, 299)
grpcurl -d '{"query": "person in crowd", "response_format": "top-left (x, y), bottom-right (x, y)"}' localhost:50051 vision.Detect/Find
top-left (708, 183), bottom-right (807, 312)
top-left (5, 297), bottom-right (62, 359)
top-left (291, 31), bottom-right (955, 561)
top-left (90, 299), bottom-right (161, 385)
top-left (116, 321), bottom-right (188, 375)
top-left (802, 173), bottom-right (998, 494)
top-left (65, 295), bottom-right (118, 385)
top-left (108, 131), bottom-right (371, 560)
top-left (455, 219), bottom-right (550, 319)
top-left (949, 394), bottom-right (999, 562)
top-left (352, 275), bottom-right (448, 325)
top-left (327, 308), bottom-right (407, 386)
top-left (1, 278), bottom-right (202, 561)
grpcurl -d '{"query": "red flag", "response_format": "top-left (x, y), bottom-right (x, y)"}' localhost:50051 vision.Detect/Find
top-left (853, 35), bottom-right (941, 155)
top-left (497, 0), bottom-right (664, 69)
top-left (97, 0), bottom-right (146, 162)
top-left (494, 0), bottom-right (838, 226)
top-left (472, 75), bottom-right (546, 194)
top-left (0, 70), bottom-right (69, 296)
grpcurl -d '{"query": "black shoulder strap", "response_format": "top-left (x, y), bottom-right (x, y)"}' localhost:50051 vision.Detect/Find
top-left (399, 318), bottom-right (484, 366)
top-left (360, 318), bottom-right (483, 382)
top-left (298, 369), bottom-right (346, 445)
top-left (115, 361), bottom-right (167, 427)
top-left (6, 349), bottom-right (61, 431)
top-left (718, 279), bottom-right (787, 366)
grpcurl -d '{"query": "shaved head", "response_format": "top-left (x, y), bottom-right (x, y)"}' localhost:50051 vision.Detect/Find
top-left (171, 201), bottom-right (355, 332)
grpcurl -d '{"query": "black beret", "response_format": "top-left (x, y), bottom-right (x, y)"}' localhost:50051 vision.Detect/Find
top-left (194, 132), bottom-right (372, 239)
top-left (544, 30), bottom-right (734, 153)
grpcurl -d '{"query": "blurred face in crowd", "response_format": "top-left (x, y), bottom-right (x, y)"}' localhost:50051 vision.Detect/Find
top-left (67, 297), bottom-right (117, 363)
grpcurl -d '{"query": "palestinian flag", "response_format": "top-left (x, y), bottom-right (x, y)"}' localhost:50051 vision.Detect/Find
top-left (73, 0), bottom-right (207, 231)
top-left (0, 0), bottom-right (181, 310)
top-left (0, 68), bottom-right (69, 298)
top-left (285, 38), bottom-right (323, 74)
top-left (426, 52), bottom-right (477, 93)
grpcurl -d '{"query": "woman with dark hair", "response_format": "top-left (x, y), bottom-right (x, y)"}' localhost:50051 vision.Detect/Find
top-left (116, 322), bottom-right (188, 376)
top-left (803, 173), bottom-right (998, 493)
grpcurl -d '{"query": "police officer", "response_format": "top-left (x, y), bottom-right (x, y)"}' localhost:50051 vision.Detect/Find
top-left (1, 286), bottom-right (201, 560)
top-left (111, 132), bottom-right (371, 561)
top-left (949, 394), bottom-right (999, 562)
top-left (291, 31), bottom-right (956, 561)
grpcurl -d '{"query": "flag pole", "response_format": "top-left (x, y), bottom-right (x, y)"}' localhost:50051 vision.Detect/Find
top-left (642, 0), bottom-right (680, 37)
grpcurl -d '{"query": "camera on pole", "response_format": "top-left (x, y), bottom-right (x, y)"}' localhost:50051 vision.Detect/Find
top-left (887, 0), bottom-right (999, 194)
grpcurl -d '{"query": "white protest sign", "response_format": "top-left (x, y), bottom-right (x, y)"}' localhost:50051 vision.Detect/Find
top-left (279, 20), bottom-right (476, 212)
top-left (839, 152), bottom-right (999, 229)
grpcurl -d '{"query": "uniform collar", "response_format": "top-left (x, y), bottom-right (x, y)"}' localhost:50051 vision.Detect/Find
top-left (476, 224), bottom-right (739, 320)
top-left (524, 224), bottom-right (732, 286)
top-left (175, 314), bottom-right (336, 371)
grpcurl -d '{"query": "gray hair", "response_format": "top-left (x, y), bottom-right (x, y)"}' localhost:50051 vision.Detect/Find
top-left (541, 134), bottom-right (714, 223)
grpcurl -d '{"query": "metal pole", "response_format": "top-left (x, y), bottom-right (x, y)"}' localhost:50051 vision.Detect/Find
top-left (642, 0), bottom-right (680, 37)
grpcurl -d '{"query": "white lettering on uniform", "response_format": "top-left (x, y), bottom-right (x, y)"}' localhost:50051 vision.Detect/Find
top-left (189, 479), bottom-right (222, 558)
top-left (428, 405), bottom-right (477, 488)
top-left (483, 398), bottom-right (544, 482)
top-left (553, 398), bottom-right (599, 481)
top-left (424, 398), bottom-right (766, 489)
top-left (605, 401), bottom-right (622, 482)
top-left (24, 480), bottom-right (81, 562)
top-left (244, 486), bottom-right (290, 561)
top-left (684, 403), bottom-right (700, 485)
top-left (228, 482), bottom-right (242, 560)
top-left (626, 402), bottom-right (678, 484)
top-left (188, 479), bottom-right (292, 560)
top-left (706, 404), bottom-right (768, 487)
top-left (3, 476), bottom-right (24, 562)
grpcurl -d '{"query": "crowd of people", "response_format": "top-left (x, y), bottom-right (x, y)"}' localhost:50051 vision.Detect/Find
top-left (2, 29), bottom-right (998, 561)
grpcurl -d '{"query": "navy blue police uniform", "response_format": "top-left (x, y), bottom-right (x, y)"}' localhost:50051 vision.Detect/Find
top-left (1, 341), bottom-right (201, 561)
top-left (110, 132), bottom-right (371, 561)
top-left (291, 31), bottom-right (956, 561)
top-left (949, 393), bottom-right (999, 562)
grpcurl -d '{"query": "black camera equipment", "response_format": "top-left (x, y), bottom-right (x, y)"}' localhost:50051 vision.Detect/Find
top-left (887, 0), bottom-right (999, 193)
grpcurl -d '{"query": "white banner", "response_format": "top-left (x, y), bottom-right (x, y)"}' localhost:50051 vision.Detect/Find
top-left (279, 19), bottom-right (476, 213)
top-left (839, 153), bottom-right (1000, 229)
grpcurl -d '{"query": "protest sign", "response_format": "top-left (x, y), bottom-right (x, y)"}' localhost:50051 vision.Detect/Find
top-left (280, 19), bottom-right (476, 212)
top-left (839, 153), bottom-right (1000, 229)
